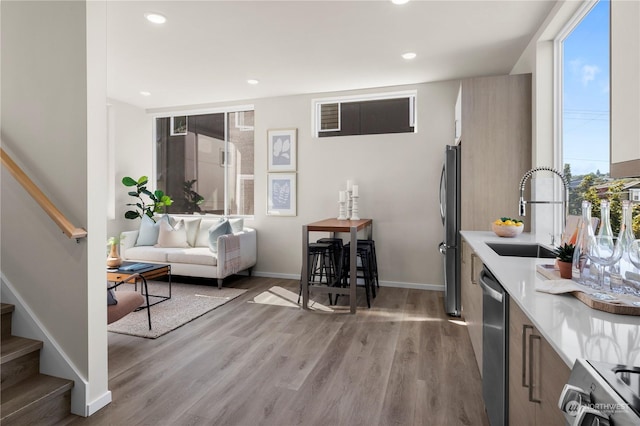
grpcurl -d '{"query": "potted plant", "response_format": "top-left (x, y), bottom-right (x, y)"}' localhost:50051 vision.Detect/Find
top-left (122, 175), bottom-right (173, 221)
top-left (555, 243), bottom-right (575, 279)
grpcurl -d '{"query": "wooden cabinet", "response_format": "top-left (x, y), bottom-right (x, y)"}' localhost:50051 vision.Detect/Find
top-left (461, 239), bottom-right (483, 375)
top-left (509, 301), bottom-right (570, 426)
top-left (611, 0), bottom-right (640, 178)
top-left (454, 83), bottom-right (462, 144)
top-left (460, 74), bottom-right (532, 232)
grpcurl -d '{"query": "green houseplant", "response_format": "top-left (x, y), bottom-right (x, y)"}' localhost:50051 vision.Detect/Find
top-left (122, 175), bottom-right (173, 221)
top-left (555, 243), bottom-right (575, 279)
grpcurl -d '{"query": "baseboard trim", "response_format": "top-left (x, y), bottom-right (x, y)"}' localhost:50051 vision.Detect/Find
top-left (251, 271), bottom-right (444, 292)
top-left (86, 390), bottom-right (112, 416)
top-left (252, 271), bottom-right (300, 280)
top-left (379, 281), bottom-right (444, 291)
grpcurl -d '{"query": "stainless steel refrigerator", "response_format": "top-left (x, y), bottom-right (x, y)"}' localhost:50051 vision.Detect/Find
top-left (438, 144), bottom-right (461, 316)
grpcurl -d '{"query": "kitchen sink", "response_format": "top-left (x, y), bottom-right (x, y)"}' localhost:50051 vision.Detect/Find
top-left (486, 242), bottom-right (556, 259)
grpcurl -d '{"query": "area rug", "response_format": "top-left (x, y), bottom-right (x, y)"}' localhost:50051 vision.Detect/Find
top-left (107, 281), bottom-right (247, 339)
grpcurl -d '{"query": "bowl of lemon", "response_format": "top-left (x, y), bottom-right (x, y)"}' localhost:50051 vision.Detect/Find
top-left (492, 217), bottom-right (524, 237)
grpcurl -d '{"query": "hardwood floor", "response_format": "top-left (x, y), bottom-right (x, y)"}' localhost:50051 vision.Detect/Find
top-left (64, 277), bottom-right (489, 426)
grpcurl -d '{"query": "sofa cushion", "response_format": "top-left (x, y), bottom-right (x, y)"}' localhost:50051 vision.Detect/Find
top-left (208, 219), bottom-right (232, 253)
top-left (136, 215), bottom-right (164, 246)
top-left (195, 217), bottom-right (224, 247)
top-left (124, 246), bottom-right (173, 263)
top-left (228, 217), bottom-right (244, 233)
top-left (156, 218), bottom-right (190, 248)
top-left (183, 218), bottom-right (202, 247)
top-left (167, 248), bottom-right (218, 266)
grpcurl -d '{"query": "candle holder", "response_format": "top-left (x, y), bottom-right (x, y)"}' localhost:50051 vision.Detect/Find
top-left (337, 200), bottom-right (347, 220)
top-left (346, 190), bottom-right (353, 219)
top-left (350, 195), bottom-right (360, 220)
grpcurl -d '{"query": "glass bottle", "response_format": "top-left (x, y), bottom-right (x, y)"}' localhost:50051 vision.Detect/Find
top-left (599, 199), bottom-right (618, 276)
top-left (572, 200), bottom-right (596, 286)
top-left (611, 200), bottom-right (636, 291)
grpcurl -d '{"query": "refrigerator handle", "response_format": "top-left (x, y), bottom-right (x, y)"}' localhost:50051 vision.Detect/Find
top-left (439, 164), bottom-right (446, 225)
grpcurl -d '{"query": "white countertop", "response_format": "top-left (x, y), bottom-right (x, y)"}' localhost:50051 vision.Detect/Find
top-left (461, 230), bottom-right (640, 368)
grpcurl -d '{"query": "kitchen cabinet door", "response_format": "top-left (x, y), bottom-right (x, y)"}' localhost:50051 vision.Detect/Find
top-left (509, 300), bottom-right (536, 426)
top-left (461, 239), bottom-right (482, 375)
top-left (611, 0), bottom-right (640, 178)
top-left (536, 335), bottom-right (571, 425)
top-left (509, 301), bottom-right (569, 426)
top-left (460, 74), bottom-right (532, 232)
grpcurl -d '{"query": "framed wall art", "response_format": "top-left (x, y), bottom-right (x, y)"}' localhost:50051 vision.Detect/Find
top-left (267, 128), bottom-right (297, 172)
top-left (267, 173), bottom-right (297, 216)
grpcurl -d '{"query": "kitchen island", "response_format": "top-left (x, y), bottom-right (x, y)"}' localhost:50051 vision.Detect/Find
top-left (461, 230), bottom-right (640, 368)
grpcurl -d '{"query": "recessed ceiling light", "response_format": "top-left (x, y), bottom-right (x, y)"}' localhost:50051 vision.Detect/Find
top-left (140, 91), bottom-right (151, 96)
top-left (144, 12), bottom-right (167, 24)
top-left (247, 79), bottom-right (259, 85)
top-left (391, 0), bottom-right (410, 5)
top-left (402, 52), bottom-right (417, 60)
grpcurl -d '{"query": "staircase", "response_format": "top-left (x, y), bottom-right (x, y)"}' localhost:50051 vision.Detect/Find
top-left (1, 303), bottom-right (74, 425)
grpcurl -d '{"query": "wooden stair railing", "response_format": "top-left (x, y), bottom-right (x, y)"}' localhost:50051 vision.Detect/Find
top-left (0, 148), bottom-right (87, 240)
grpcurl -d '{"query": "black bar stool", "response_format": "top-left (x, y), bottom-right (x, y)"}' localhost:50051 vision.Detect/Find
top-left (298, 242), bottom-right (341, 305)
top-left (338, 241), bottom-right (376, 308)
top-left (357, 239), bottom-right (379, 288)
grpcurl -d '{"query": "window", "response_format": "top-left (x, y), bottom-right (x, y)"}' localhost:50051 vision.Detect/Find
top-left (155, 108), bottom-right (254, 216)
top-left (559, 0), bottom-right (610, 215)
top-left (313, 91), bottom-right (416, 137)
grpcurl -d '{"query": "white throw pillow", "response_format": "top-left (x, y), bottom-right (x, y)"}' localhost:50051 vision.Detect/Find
top-left (156, 218), bottom-right (190, 248)
top-left (228, 217), bottom-right (244, 233)
top-left (135, 215), bottom-right (164, 246)
top-left (183, 218), bottom-right (202, 247)
top-left (208, 219), bottom-right (232, 253)
top-left (195, 218), bottom-right (224, 247)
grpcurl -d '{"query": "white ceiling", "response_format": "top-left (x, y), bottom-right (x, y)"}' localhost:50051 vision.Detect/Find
top-left (106, 0), bottom-right (557, 110)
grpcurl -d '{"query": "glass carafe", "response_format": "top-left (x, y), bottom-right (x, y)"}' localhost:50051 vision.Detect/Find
top-left (610, 200), bottom-right (639, 294)
top-left (572, 200), bottom-right (597, 286)
top-left (586, 200), bottom-right (623, 289)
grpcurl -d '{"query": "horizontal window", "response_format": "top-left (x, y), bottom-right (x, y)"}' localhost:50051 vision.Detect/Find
top-left (314, 92), bottom-right (416, 138)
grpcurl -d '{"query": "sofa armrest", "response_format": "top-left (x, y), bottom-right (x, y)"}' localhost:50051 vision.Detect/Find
top-left (120, 230), bottom-right (139, 259)
top-left (217, 228), bottom-right (257, 277)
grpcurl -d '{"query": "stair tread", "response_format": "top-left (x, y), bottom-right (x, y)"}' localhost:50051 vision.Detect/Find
top-left (1, 374), bottom-right (74, 419)
top-left (0, 303), bottom-right (15, 315)
top-left (1, 335), bottom-right (43, 364)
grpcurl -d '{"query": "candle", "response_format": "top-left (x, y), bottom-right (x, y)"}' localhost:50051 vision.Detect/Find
top-left (339, 191), bottom-right (346, 202)
top-left (347, 180), bottom-right (353, 191)
top-left (352, 185), bottom-right (359, 197)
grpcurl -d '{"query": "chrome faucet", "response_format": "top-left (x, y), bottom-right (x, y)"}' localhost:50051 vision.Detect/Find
top-left (518, 166), bottom-right (570, 231)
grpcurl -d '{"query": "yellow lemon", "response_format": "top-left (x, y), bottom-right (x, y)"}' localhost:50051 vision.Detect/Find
top-left (494, 219), bottom-right (502, 225)
top-left (504, 220), bottom-right (514, 226)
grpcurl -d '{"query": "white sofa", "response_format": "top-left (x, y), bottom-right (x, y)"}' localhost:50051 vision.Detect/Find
top-left (120, 215), bottom-right (257, 289)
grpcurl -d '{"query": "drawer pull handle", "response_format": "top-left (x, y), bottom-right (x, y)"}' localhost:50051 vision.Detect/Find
top-left (470, 252), bottom-right (478, 285)
top-left (522, 324), bottom-right (533, 388)
top-left (528, 334), bottom-right (541, 403)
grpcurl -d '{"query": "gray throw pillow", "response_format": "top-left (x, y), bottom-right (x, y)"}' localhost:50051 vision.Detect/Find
top-left (135, 215), bottom-right (163, 246)
top-left (208, 219), bottom-right (232, 253)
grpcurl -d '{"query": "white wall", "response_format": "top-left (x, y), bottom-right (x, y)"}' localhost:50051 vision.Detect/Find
top-left (107, 98), bottom-right (153, 238)
top-left (511, 0), bottom-right (585, 240)
top-left (119, 80), bottom-right (459, 289)
top-left (1, 0), bottom-right (109, 415)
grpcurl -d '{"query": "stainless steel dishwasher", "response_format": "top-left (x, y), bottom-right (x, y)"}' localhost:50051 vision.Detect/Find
top-left (479, 266), bottom-right (509, 426)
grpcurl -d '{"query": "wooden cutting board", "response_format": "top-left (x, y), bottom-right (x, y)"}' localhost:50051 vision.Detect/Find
top-left (536, 264), bottom-right (640, 316)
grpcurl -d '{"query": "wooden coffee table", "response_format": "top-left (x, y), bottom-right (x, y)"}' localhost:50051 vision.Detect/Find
top-left (107, 262), bottom-right (172, 307)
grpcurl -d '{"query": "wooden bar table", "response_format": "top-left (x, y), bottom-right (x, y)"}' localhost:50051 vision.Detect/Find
top-left (302, 218), bottom-right (373, 314)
